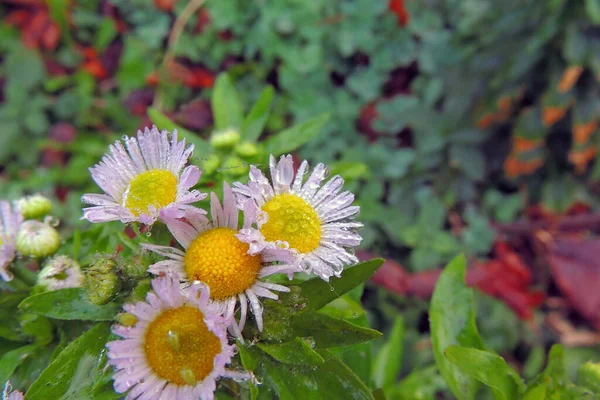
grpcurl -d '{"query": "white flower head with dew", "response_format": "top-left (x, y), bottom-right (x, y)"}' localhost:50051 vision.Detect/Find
top-left (106, 275), bottom-right (248, 400)
top-left (82, 126), bottom-right (207, 225)
top-left (38, 255), bottom-right (85, 291)
top-left (233, 154), bottom-right (363, 281)
top-left (0, 201), bottom-right (23, 282)
top-left (143, 182), bottom-right (296, 339)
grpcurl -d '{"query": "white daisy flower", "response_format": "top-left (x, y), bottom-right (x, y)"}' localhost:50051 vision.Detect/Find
top-left (2, 382), bottom-right (24, 400)
top-left (143, 182), bottom-right (295, 338)
top-left (82, 126), bottom-right (207, 225)
top-left (0, 201), bottom-right (23, 282)
top-left (37, 255), bottom-right (85, 291)
top-left (233, 154), bottom-right (363, 281)
top-left (106, 275), bottom-right (247, 400)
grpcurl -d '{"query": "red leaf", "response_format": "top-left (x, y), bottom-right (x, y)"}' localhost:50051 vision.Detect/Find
top-left (388, 0), bottom-right (409, 26)
top-left (548, 237), bottom-right (600, 329)
top-left (174, 99), bottom-right (213, 131)
top-left (154, 0), bottom-right (178, 11)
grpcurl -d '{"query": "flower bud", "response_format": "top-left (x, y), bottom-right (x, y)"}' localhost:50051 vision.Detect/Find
top-left (221, 156), bottom-right (249, 177)
top-left (579, 361), bottom-right (600, 393)
top-left (235, 142), bottom-right (259, 159)
top-left (15, 220), bottom-right (60, 258)
top-left (85, 257), bottom-right (121, 305)
top-left (203, 154), bottom-right (221, 175)
top-left (16, 194), bottom-right (53, 219)
top-left (116, 313), bottom-right (138, 327)
top-left (38, 255), bottom-right (84, 291)
top-left (210, 128), bottom-right (241, 150)
top-left (119, 254), bottom-right (150, 280)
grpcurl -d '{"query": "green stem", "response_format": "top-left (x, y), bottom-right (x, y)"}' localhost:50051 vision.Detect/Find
top-left (12, 263), bottom-right (38, 287)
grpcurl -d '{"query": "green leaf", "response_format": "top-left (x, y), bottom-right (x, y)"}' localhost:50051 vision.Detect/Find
top-left (46, 0), bottom-right (73, 45)
top-left (263, 349), bottom-right (374, 400)
top-left (263, 113), bottom-right (330, 156)
top-left (19, 289), bottom-right (120, 321)
top-left (286, 259), bottom-right (384, 312)
top-left (288, 312), bottom-right (381, 348)
top-left (445, 346), bottom-right (524, 400)
top-left (212, 73), bottom-right (244, 131)
top-left (25, 323), bottom-right (111, 400)
top-left (385, 366), bottom-right (446, 400)
top-left (0, 344), bottom-right (38, 385)
top-left (147, 107), bottom-right (210, 157)
top-left (242, 86), bottom-right (274, 142)
top-left (430, 254), bottom-right (485, 400)
top-left (258, 337), bottom-right (325, 366)
top-left (94, 19), bottom-right (118, 52)
top-left (372, 316), bottom-right (404, 389)
top-left (586, 0), bottom-right (600, 24)
top-left (5, 48), bottom-right (46, 92)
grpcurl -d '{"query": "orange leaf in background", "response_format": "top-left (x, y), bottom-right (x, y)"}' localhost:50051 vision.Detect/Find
top-left (542, 106), bottom-right (568, 127)
top-left (569, 147), bottom-right (597, 174)
top-left (558, 66), bottom-right (584, 93)
top-left (476, 113), bottom-right (495, 129)
top-left (513, 136), bottom-right (542, 153)
top-left (388, 0), bottom-right (409, 26)
top-left (165, 60), bottom-right (215, 88)
top-left (573, 121), bottom-right (598, 145)
top-left (504, 156), bottom-right (544, 178)
top-left (154, 0), bottom-right (178, 11)
top-left (547, 237), bottom-right (600, 330)
top-left (6, 6), bottom-right (61, 51)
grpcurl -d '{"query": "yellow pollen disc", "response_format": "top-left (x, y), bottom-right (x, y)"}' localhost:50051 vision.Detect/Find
top-left (184, 228), bottom-right (262, 300)
top-left (260, 193), bottom-right (321, 253)
top-left (144, 306), bottom-right (221, 386)
top-left (124, 169), bottom-right (178, 216)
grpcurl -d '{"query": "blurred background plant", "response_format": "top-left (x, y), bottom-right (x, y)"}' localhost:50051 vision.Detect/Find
top-left (1, 0), bottom-right (600, 398)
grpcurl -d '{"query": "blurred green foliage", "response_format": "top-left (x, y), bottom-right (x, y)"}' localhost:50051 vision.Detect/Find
top-left (1, 0), bottom-right (600, 398)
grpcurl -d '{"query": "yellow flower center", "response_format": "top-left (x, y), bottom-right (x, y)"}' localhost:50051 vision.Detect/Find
top-left (124, 170), bottom-right (178, 216)
top-left (260, 193), bottom-right (321, 253)
top-left (144, 306), bottom-right (221, 386)
top-left (184, 228), bottom-right (262, 300)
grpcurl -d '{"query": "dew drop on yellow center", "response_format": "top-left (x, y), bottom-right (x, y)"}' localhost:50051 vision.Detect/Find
top-left (124, 170), bottom-right (178, 216)
top-left (260, 193), bottom-right (321, 253)
top-left (184, 228), bottom-right (262, 300)
top-left (144, 306), bottom-right (221, 386)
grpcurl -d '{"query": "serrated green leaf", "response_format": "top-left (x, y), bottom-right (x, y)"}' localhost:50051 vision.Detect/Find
top-left (263, 113), bottom-right (329, 156)
top-left (372, 316), bottom-right (404, 389)
top-left (212, 73), bottom-right (244, 131)
top-left (445, 346), bottom-right (524, 400)
top-left (242, 86), bottom-right (274, 142)
top-left (25, 323), bottom-right (110, 400)
top-left (19, 289), bottom-right (120, 321)
top-left (0, 344), bottom-right (38, 385)
top-left (430, 254), bottom-right (485, 400)
top-left (263, 349), bottom-right (374, 400)
top-left (258, 337), bottom-right (324, 366)
top-left (284, 259), bottom-right (384, 312)
top-left (147, 107), bottom-right (210, 157)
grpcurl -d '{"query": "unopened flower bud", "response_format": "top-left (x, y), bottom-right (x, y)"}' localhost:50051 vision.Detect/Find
top-left (119, 254), bottom-right (150, 280)
top-left (86, 257), bottom-right (121, 305)
top-left (203, 154), bottom-right (221, 175)
top-left (16, 194), bottom-right (53, 219)
top-left (221, 156), bottom-right (249, 177)
top-left (210, 128), bottom-right (241, 150)
top-left (38, 255), bottom-right (84, 291)
top-left (235, 142), bottom-right (259, 159)
top-left (578, 361), bottom-right (600, 393)
top-left (15, 220), bottom-right (60, 258)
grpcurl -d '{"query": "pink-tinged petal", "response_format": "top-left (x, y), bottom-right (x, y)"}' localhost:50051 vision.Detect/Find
top-left (163, 217), bottom-right (198, 249)
top-left (178, 165), bottom-right (202, 193)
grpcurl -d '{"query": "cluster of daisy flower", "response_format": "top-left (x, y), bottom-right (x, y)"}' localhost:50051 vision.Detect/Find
top-left (80, 127), bottom-right (363, 400)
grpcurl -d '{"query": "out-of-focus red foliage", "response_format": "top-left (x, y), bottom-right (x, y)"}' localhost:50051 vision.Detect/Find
top-left (42, 122), bottom-right (77, 167)
top-left (357, 102), bottom-right (379, 142)
top-left (174, 99), bottom-right (213, 131)
top-left (547, 237), bottom-right (600, 330)
top-left (388, 0), bottom-right (409, 26)
top-left (365, 241), bottom-right (545, 320)
top-left (80, 47), bottom-right (108, 80)
top-left (5, 3), bottom-right (61, 51)
top-left (154, 0), bottom-right (178, 12)
top-left (147, 60), bottom-right (215, 89)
